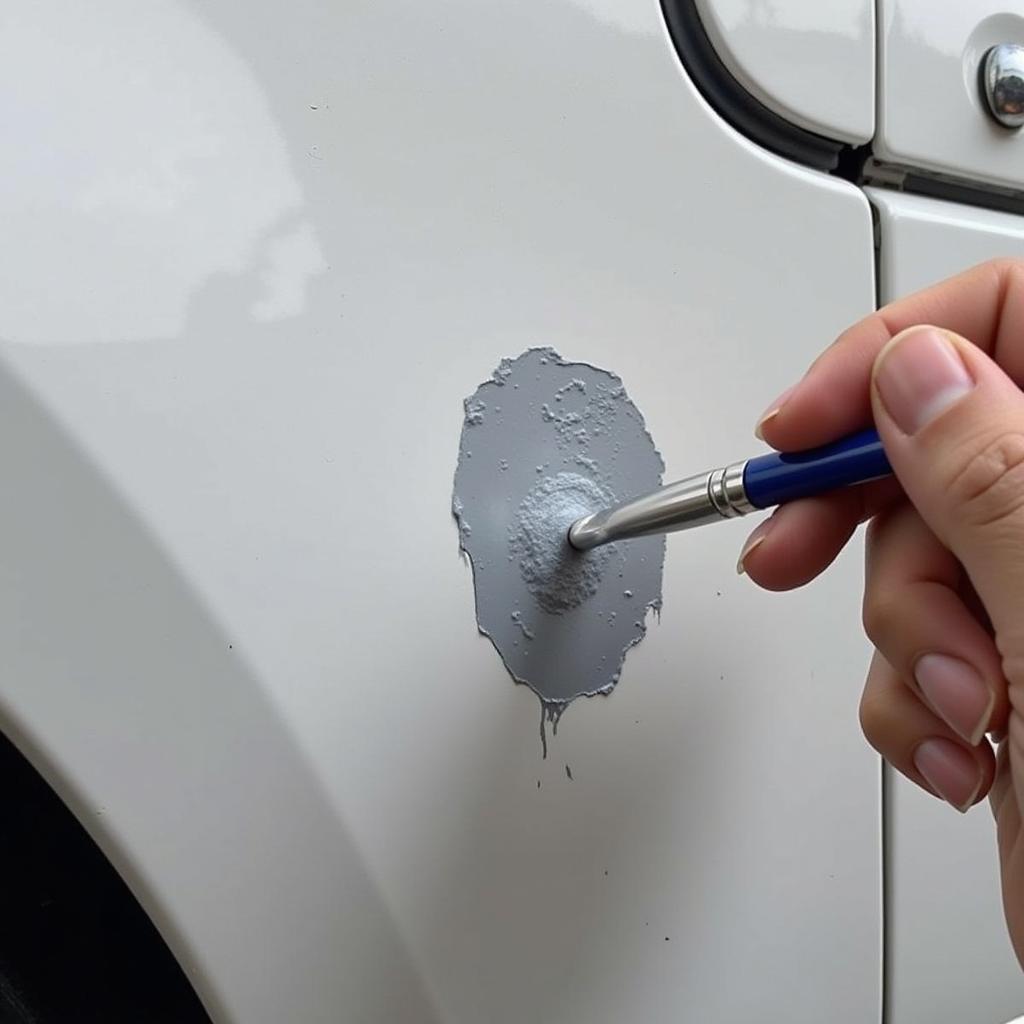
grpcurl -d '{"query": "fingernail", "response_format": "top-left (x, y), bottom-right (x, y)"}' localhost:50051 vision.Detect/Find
top-left (736, 518), bottom-right (772, 575)
top-left (914, 654), bottom-right (994, 746)
top-left (913, 737), bottom-right (983, 813)
top-left (874, 327), bottom-right (974, 434)
top-left (754, 385), bottom-right (797, 440)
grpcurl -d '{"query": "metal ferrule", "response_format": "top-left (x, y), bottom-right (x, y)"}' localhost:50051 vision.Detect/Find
top-left (567, 459), bottom-right (752, 551)
top-left (708, 460), bottom-right (754, 518)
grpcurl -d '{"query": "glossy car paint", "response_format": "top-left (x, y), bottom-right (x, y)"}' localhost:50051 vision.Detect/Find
top-left (877, 0), bottom-right (1024, 189)
top-left (869, 188), bottom-right (1024, 1024)
top-left (0, 2), bottom-right (880, 1021)
top-left (694, 0), bottom-right (874, 144)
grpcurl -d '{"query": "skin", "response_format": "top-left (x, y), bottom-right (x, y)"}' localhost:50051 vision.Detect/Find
top-left (739, 258), bottom-right (1024, 968)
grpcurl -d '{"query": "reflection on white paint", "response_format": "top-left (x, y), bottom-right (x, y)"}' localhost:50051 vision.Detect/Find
top-left (0, 1), bottom-right (324, 343)
top-left (694, 0), bottom-right (873, 142)
top-left (562, 0), bottom-right (656, 36)
top-left (250, 222), bottom-right (328, 322)
top-left (884, 2), bottom-right (1024, 70)
top-left (714, 0), bottom-right (868, 37)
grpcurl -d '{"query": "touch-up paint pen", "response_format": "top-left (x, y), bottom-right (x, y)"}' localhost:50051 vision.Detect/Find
top-left (568, 428), bottom-right (889, 551)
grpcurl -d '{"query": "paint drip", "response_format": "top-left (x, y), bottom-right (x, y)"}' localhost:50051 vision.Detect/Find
top-left (452, 348), bottom-right (665, 751)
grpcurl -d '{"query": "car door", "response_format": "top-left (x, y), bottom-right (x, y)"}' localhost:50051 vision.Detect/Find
top-left (872, 190), bottom-right (1024, 1024)
top-left (701, 1), bottom-right (1024, 1020)
top-left (4, 0), bottom-right (973, 1020)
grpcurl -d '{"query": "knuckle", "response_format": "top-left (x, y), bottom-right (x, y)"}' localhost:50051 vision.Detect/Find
top-left (865, 514), bottom-right (885, 548)
top-left (984, 256), bottom-right (1024, 279)
top-left (861, 593), bottom-right (897, 648)
top-left (945, 431), bottom-right (1024, 530)
top-left (978, 257), bottom-right (1024, 297)
top-left (858, 689), bottom-right (888, 750)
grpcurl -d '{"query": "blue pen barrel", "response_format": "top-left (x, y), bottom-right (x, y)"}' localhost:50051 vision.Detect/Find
top-left (742, 428), bottom-right (891, 509)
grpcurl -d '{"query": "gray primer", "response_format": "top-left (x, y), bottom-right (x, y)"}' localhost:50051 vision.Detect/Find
top-left (452, 348), bottom-right (665, 741)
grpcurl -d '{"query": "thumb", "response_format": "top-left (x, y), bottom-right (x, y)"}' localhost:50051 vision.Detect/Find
top-left (872, 324), bottom-right (1024, 676)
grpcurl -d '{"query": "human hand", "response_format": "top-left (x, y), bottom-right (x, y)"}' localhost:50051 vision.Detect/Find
top-left (738, 259), bottom-right (1024, 967)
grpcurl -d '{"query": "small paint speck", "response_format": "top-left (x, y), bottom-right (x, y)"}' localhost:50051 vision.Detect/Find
top-left (511, 610), bottom-right (535, 640)
top-left (623, 589), bottom-right (633, 598)
top-left (537, 780), bottom-right (541, 789)
top-left (565, 764), bottom-right (573, 780)
top-left (664, 937), bottom-right (670, 942)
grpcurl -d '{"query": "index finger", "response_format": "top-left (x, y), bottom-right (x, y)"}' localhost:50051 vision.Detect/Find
top-left (760, 259), bottom-right (1024, 452)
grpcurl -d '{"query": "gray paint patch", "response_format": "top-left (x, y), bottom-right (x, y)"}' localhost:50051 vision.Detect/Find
top-left (452, 348), bottom-right (665, 731)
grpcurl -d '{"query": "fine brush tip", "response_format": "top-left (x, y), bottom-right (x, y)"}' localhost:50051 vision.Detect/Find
top-left (566, 513), bottom-right (601, 552)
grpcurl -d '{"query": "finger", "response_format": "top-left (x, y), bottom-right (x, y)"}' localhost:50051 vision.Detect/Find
top-left (757, 259), bottom-right (1024, 451)
top-left (995, 719), bottom-right (1024, 969)
top-left (870, 326), bottom-right (1024, 683)
top-left (739, 477), bottom-right (902, 590)
top-left (958, 575), bottom-right (993, 634)
top-left (860, 651), bottom-right (994, 812)
top-left (862, 503), bottom-right (1009, 745)
top-left (992, 734), bottom-right (1012, 823)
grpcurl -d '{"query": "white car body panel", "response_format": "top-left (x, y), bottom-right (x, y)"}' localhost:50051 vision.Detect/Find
top-left (28, 0), bottom-right (1024, 1020)
top-left (876, 0), bottom-right (1024, 190)
top-left (869, 188), bottom-right (1024, 1024)
top-left (695, 0), bottom-right (874, 144)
